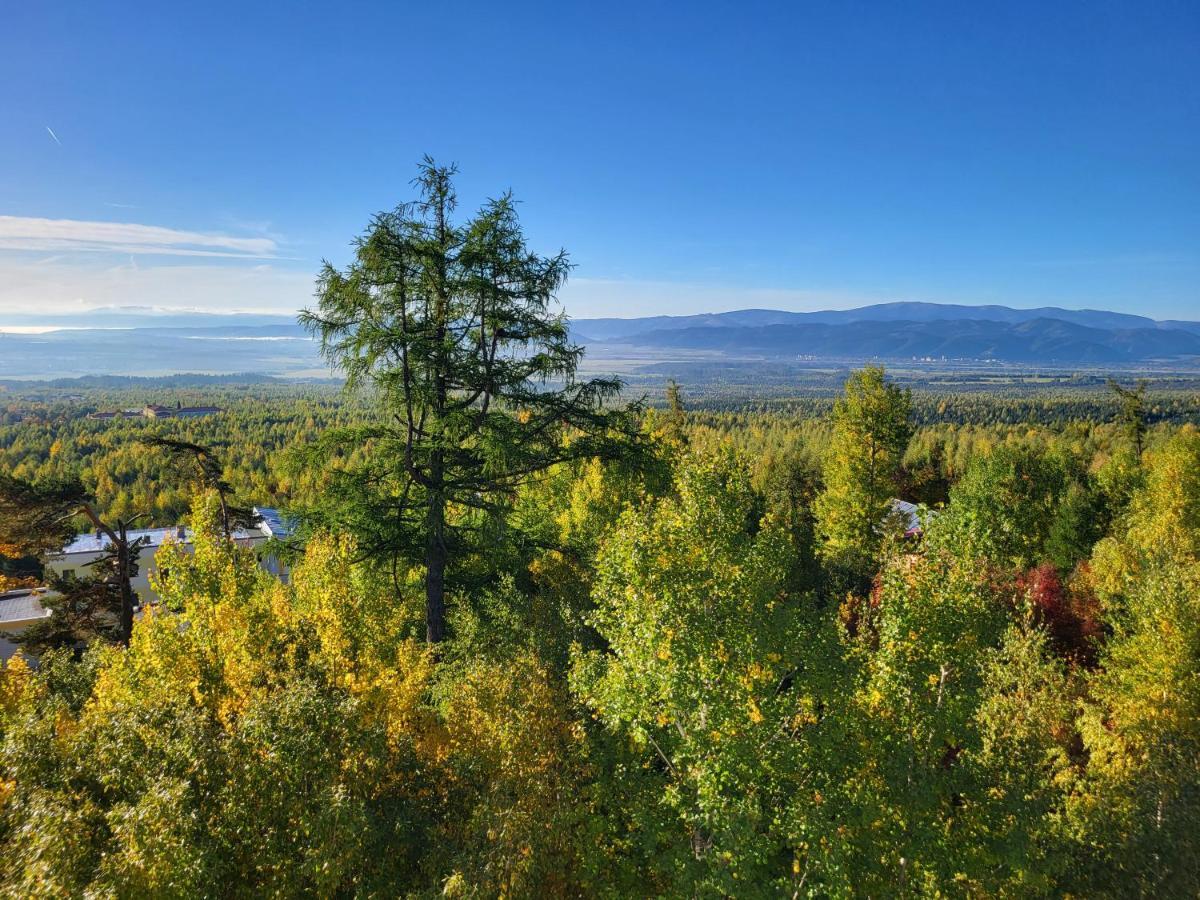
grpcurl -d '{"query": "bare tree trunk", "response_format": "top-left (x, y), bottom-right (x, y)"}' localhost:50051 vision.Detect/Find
top-left (79, 503), bottom-right (135, 645)
top-left (425, 487), bottom-right (446, 644)
top-left (117, 520), bottom-right (135, 645)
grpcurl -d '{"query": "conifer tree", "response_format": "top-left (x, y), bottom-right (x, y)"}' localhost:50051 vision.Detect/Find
top-left (1107, 378), bottom-right (1149, 459)
top-left (300, 159), bottom-right (638, 642)
top-left (814, 366), bottom-right (912, 577)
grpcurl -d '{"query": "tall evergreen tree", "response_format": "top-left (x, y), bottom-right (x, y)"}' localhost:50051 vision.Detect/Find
top-left (814, 366), bottom-right (912, 575)
top-left (300, 159), bottom-right (638, 642)
top-left (1107, 378), bottom-right (1149, 459)
top-left (141, 437), bottom-right (259, 537)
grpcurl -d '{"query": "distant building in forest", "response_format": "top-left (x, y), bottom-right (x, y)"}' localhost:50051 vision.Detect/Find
top-left (88, 404), bottom-right (223, 420)
top-left (142, 403), bottom-right (223, 418)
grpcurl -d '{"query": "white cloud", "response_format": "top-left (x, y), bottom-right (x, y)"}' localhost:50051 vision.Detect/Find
top-left (0, 258), bottom-right (312, 316)
top-left (0, 216), bottom-right (278, 259)
top-left (4, 264), bottom-right (881, 321)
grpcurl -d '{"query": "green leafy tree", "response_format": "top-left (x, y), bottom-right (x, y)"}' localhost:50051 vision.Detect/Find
top-left (959, 623), bottom-right (1074, 893)
top-left (574, 450), bottom-right (839, 893)
top-left (1044, 479), bottom-right (1104, 573)
top-left (761, 442), bottom-right (822, 593)
top-left (300, 159), bottom-right (638, 642)
top-left (1074, 560), bottom-right (1200, 895)
top-left (815, 366), bottom-right (912, 575)
top-left (836, 535), bottom-right (1072, 895)
top-left (1073, 431), bottom-right (1200, 894)
top-left (931, 444), bottom-right (1069, 570)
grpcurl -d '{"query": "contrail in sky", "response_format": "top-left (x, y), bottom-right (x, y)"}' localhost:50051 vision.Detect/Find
top-left (45, 126), bottom-right (62, 146)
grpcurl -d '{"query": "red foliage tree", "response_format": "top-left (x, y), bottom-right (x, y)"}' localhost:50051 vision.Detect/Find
top-left (1017, 562), bottom-right (1103, 666)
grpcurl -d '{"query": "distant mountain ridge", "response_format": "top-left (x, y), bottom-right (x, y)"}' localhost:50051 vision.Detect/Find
top-left (0, 302), bottom-right (1197, 376)
top-left (573, 301), bottom-right (1193, 341)
top-left (573, 302), bottom-right (1200, 364)
top-left (614, 319), bottom-right (1199, 364)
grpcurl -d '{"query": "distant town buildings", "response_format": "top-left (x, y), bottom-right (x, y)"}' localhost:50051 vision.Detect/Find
top-left (87, 403), bottom-right (223, 420)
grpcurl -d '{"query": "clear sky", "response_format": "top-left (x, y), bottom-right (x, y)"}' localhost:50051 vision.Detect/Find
top-left (1, 0), bottom-right (1196, 320)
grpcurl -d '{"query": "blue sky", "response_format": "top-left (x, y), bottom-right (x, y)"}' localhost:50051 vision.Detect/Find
top-left (1, 0), bottom-right (1196, 320)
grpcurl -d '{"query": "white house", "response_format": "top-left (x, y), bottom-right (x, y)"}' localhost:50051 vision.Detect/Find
top-left (889, 499), bottom-right (924, 537)
top-left (0, 507), bottom-right (297, 659)
top-left (45, 507), bottom-right (293, 603)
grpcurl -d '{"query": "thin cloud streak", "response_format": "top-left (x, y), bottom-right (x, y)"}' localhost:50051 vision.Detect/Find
top-left (0, 215), bottom-right (278, 258)
top-left (45, 126), bottom-right (62, 146)
top-left (0, 239), bottom-right (285, 260)
top-left (0, 257), bottom-right (311, 316)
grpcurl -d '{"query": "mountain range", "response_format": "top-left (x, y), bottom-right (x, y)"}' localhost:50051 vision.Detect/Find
top-left (0, 302), bottom-right (1197, 378)
top-left (573, 302), bottom-right (1200, 365)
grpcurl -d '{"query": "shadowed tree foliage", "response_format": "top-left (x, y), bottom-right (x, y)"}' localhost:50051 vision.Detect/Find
top-left (12, 566), bottom-right (133, 656)
top-left (0, 474), bottom-right (146, 644)
top-left (299, 159), bottom-right (640, 642)
top-left (1108, 378), bottom-right (1149, 459)
top-left (0, 474), bottom-right (89, 560)
top-left (141, 437), bottom-right (260, 537)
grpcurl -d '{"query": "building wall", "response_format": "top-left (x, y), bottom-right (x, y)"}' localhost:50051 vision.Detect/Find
top-left (0, 591), bottom-right (54, 661)
top-left (0, 614), bottom-right (51, 661)
top-left (45, 533), bottom-right (275, 607)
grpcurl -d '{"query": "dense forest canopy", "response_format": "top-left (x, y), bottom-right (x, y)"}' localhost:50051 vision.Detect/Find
top-left (1, 375), bottom-right (1196, 528)
top-left (0, 161), bottom-right (1197, 893)
top-left (0, 363), bottom-right (1197, 895)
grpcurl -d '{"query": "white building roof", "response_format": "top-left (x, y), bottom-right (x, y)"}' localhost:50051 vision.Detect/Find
top-left (61, 526), bottom-right (194, 555)
top-left (255, 507), bottom-right (294, 539)
top-left (890, 499), bottom-right (924, 535)
top-left (0, 591), bottom-right (52, 625)
top-left (58, 507), bottom-right (291, 556)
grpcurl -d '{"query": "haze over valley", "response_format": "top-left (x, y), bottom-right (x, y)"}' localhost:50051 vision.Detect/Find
top-left (3, 300), bottom-right (1198, 380)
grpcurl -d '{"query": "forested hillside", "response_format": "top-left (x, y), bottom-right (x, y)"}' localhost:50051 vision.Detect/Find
top-left (2, 376), bottom-right (1197, 527)
top-left (0, 365), bottom-right (1197, 895)
top-left (0, 163), bottom-right (1196, 896)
